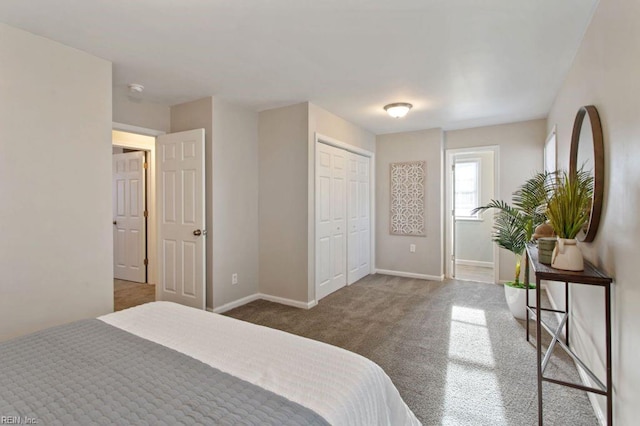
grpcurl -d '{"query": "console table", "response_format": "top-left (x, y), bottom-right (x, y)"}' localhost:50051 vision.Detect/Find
top-left (525, 244), bottom-right (613, 425)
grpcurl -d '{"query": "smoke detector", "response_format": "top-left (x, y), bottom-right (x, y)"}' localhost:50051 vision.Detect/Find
top-left (127, 83), bottom-right (144, 94)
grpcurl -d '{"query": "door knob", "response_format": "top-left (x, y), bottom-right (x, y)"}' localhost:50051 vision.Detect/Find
top-left (193, 229), bottom-right (202, 236)
top-left (113, 221), bottom-right (117, 225)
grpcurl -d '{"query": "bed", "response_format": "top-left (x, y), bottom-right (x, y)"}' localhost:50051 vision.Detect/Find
top-left (0, 302), bottom-right (420, 425)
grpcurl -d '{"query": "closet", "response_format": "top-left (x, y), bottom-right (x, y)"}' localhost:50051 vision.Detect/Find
top-left (315, 142), bottom-right (371, 300)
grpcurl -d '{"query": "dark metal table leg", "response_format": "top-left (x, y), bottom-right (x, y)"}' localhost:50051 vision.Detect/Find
top-left (537, 276), bottom-right (543, 425)
top-left (565, 281), bottom-right (569, 347)
top-left (606, 284), bottom-right (612, 425)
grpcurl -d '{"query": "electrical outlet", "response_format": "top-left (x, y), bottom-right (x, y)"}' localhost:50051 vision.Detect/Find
top-left (410, 244), bottom-right (416, 253)
top-left (232, 273), bottom-right (238, 285)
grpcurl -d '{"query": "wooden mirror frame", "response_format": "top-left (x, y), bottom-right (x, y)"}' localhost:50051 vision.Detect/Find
top-left (569, 105), bottom-right (604, 243)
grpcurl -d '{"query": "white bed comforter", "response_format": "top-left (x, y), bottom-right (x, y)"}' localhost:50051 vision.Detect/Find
top-left (99, 302), bottom-right (420, 426)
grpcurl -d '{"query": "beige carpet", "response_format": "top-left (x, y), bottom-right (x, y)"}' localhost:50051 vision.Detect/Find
top-left (114, 279), bottom-right (155, 311)
top-left (225, 274), bottom-right (598, 426)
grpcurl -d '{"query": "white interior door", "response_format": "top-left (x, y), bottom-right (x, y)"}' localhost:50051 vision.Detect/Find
top-left (156, 129), bottom-right (206, 309)
top-left (113, 151), bottom-right (146, 283)
top-left (450, 162), bottom-right (457, 278)
top-left (316, 143), bottom-right (347, 299)
top-left (347, 152), bottom-right (370, 284)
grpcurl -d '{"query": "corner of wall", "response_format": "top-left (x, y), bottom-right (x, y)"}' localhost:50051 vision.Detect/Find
top-left (258, 103), bottom-right (310, 304)
top-left (209, 98), bottom-right (260, 310)
top-left (113, 85), bottom-right (171, 132)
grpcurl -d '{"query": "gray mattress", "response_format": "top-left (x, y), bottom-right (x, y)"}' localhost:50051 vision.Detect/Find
top-left (0, 319), bottom-right (329, 425)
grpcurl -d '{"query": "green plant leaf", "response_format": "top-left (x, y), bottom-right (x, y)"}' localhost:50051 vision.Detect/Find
top-left (546, 169), bottom-right (593, 239)
top-left (473, 171), bottom-right (556, 281)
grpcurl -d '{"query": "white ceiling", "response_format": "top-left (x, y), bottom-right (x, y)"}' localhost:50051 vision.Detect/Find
top-left (0, 0), bottom-right (597, 134)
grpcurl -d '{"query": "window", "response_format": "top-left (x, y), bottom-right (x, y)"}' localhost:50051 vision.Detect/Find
top-left (544, 127), bottom-right (557, 174)
top-left (455, 159), bottom-right (480, 219)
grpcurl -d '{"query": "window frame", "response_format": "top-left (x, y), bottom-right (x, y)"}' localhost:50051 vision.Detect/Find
top-left (454, 158), bottom-right (482, 221)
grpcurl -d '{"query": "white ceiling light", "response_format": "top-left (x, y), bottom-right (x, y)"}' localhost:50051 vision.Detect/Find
top-left (128, 83), bottom-right (144, 94)
top-left (384, 103), bottom-right (413, 118)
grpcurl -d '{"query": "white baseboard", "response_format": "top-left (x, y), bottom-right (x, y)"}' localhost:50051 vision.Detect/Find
top-left (375, 269), bottom-right (444, 281)
top-left (209, 293), bottom-right (317, 314)
top-left (455, 259), bottom-right (494, 268)
top-left (544, 286), bottom-right (605, 426)
top-left (259, 293), bottom-right (317, 310)
top-left (210, 293), bottom-right (261, 314)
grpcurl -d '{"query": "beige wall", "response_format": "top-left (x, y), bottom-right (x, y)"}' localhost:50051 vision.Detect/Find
top-left (0, 24), bottom-right (113, 340)
top-left (211, 99), bottom-right (259, 308)
top-left (170, 97), bottom-right (260, 310)
top-left (258, 103), bottom-right (310, 301)
top-left (375, 129), bottom-right (443, 278)
top-left (113, 85), bottom-right (171, 132)
top-left (258, 102), bottom-right (375, 303)
top-left (309, 103), bottom-right (376, 152)
top-left (170, 97), bottom-right (215, 307)
top-left (445, 119), bottom-right (546, 282)
top-left (547, 0), bottom-right (640, 421)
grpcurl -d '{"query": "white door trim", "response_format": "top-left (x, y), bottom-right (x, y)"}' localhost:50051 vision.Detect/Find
top-left (310, 133), bottom-right (375, 302)
top-left (112, 130), bottom-right (158, 285)
top-left (113, 151), bottom-right (147, 282)
top-left (112, 122), bottom-right (166, 137)
top-left (445, 145), bottom-right (500, 283)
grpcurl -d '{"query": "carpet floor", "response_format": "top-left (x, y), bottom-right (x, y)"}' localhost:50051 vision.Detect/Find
top-left (225, 274), bottom-right (599, 426)
top-left (114, 279), bottom-right (155, 312)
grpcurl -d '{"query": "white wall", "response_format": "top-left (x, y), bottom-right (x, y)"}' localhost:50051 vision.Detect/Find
top-left (375, 129), bottom-right (444, 279)
top-left (454, 151), bottom-right (494, 264)
top-left (547, 0), bottom-right (640, 421)
top-left (113, 85), bottom-right (171, 132)
top-left (445, 119), bottom-right (546, 282)
top-left (0, 24), bottom-right (113, 340)
top-left (211, 99), bottom-right (259, 309)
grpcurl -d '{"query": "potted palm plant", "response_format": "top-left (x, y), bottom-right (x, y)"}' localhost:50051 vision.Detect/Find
top-left (546, 170), bottom-right (593, 271)
top-left (472, 172), bottom-right (554, 319)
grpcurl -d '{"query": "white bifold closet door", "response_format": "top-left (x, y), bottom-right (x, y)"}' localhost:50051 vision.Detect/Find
top-left (316, 142), bottom-right (370, 301)
top-left (347, 153), bottom-right (370, 284)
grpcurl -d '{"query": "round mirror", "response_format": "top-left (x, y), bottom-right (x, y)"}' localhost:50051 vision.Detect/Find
top-left (569, 105), bottom-right (604, 242)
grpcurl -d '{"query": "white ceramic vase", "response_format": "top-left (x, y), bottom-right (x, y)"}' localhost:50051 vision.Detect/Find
top-left (504, 285), bottom-right (537, 320)
top-left (551, 238), bottom-right (584, 271)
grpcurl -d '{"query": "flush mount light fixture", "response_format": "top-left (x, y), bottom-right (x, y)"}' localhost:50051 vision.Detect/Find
top-left (128, 83), bottom-right (144, 94)
top-left (384, 102), bottom-right (413, 118)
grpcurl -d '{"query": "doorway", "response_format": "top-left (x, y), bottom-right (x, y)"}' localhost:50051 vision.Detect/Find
top-left (111, 125), bottom-right (208, 311)
top-left (113, 148), bottom-right (147, 283)
top-left (112, 128), bottom-right (158, 309)
top-left (445, 146), bottom-right (499, 283)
